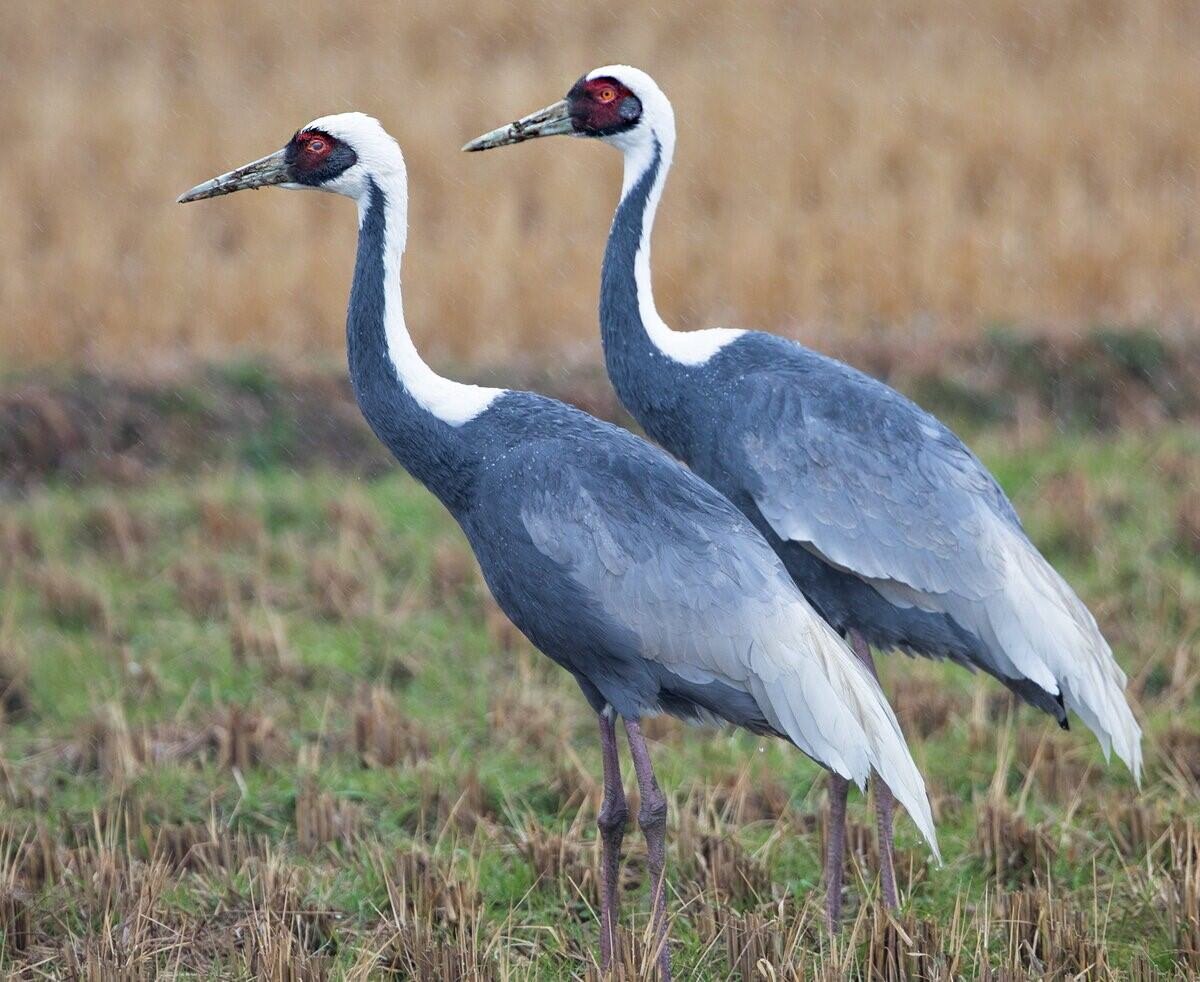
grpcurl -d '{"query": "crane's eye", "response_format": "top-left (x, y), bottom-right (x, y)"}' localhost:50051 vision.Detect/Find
top-left (595, 86), bottom-right (618, 104)
top-left (307, 137), bottom-right (327, 154)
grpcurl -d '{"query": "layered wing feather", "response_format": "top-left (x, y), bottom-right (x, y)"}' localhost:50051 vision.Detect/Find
top-left (725, 342), bottom-right (1142, 780)
top-left (493, 423), bottom-right (940, 855)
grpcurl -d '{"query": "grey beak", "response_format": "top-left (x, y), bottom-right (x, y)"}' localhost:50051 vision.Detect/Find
top-left (177, 148), bottom-right (291, 203)
top-left (462, 99), bottom-right (573, 152)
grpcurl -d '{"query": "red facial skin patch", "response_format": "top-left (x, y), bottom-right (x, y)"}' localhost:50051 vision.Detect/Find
top-left (570, 77), bottom-right (639, 133)
top-left (294, 130), bottom-right (335, 168)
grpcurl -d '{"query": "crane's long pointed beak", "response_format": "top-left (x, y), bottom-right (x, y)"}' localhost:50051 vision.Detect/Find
top-left (177, 148), bottom-right (291, 203)
top-left (462, 99), bottom-right (573, 152)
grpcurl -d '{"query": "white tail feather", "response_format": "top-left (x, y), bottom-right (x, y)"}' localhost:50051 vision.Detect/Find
top-left (1002, 536), bottom-right (1143, 783)
top-left (750, 604), bottom-right (942, 862)
top-left (872, 515), bottom-right (1143, 783)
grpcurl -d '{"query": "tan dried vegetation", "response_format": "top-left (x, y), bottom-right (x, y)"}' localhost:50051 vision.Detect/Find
top-left (3, 1), bottom-right (1199, 370)
top-left (2, 432), bottom-right (1198, 973)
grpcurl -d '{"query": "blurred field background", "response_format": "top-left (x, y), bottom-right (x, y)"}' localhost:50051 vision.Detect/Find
top-left (3, 0), bottom-right (1200, 977)
top-left (2, 0), bottom-right (1200, 368)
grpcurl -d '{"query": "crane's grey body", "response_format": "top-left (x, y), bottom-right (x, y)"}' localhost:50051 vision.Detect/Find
top-left (342, 148), bottom-right (939, 968)
top-left (546, 68), bottom-right (1140, 777)
top-left (468, 413), bottom-right (785, 735)
top-left (463, 63), bottom-right (1140, 944)
top-left (600, 143), bottom-right (1065, 721)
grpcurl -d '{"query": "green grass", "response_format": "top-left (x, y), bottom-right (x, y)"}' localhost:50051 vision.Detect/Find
top-left (1, 425), bottom-right (1197, 978)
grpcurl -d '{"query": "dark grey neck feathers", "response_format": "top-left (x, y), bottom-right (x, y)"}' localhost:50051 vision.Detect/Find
top-left (345, 178), bottom-right (477, 510)
top-left (599, 140), bottom-right (693, 451)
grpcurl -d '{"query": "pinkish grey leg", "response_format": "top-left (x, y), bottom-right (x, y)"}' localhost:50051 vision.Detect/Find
top-left (849, 628), bottom-right (899, 910)
top-left (873, 776), bottom-right (899, 909)
top-left (624, 718), bottom-right (671, 980)
top-left (824, 772), bottom-right (850, 932)
top-left (596, 711), bottom-right (628, 973)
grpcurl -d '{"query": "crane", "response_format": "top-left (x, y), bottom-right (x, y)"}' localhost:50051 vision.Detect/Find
top-left (464, 64), bottom-right (1143, 929)
top-left (178, 111), bottom-right (938, 977)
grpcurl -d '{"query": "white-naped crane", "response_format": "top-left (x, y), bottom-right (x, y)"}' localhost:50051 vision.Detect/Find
top-left (464, 65), bottom-right (1143, 930)
top-left (178, 112), bottom-right (939, 978)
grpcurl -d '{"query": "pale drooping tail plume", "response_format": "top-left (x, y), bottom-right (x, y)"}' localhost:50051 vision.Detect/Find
top-left (747, 600), bottom-right (942, 862)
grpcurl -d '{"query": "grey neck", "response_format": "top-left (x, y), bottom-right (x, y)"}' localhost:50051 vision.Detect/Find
top-left (345, 177), bottom-right (499, 510)
top-left (598, 140), bottom-right (692, 448)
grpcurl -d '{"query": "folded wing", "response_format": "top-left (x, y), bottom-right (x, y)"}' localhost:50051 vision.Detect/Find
top-left (515, 432), bottom-right (941, 855)
top-left (730, 354), bottom-right (1141, 781)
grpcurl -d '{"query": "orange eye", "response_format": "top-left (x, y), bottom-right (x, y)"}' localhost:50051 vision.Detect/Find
top-left (596, 86), bottom-right (617, 104)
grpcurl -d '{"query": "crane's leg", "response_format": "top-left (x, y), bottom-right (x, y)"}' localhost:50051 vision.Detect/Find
top-left (848, 629), bottom-right (899, 911)
top-left (597, 710), bottom-right (628, 973)
top-left (624, 718), bottom-right (671, 981)
top-left (824, 772), bottom-right (850, 932)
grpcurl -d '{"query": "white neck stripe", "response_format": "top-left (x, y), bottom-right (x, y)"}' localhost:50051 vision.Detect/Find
top-left (361, 172), bottom-right (502, 426)
top-left (619, 128), bottom-right (743, 366)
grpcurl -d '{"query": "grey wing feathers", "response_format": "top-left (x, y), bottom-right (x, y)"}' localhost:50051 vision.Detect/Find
top-left (514, 436), bottom-right (940, 854)
top-left (742, 372), bottom-right (1012, 598)
top-left (732, 359), bottom-right (1141, 780)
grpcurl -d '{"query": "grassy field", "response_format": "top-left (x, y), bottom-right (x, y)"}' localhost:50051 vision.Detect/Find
top-left (3, 0), bottom-right (1199, 367)
top-left (5, 0), bottom-right (1199, 975)
top-left (1, 418), bottom-right (1197, 978)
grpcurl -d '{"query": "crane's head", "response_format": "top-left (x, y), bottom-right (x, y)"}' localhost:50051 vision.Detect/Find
top-left (178, 112), bottom-right (404, 205)
top-left (462, 65), bottom-right (674, 157)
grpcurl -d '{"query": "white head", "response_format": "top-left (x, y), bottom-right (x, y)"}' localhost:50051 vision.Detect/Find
top-left (462, 65), bottom-right (675, 167)
top-left (178, 111), bottom-right (503, 426)
top-left (464, 67), bottom-right (745, 365)
top-left (178, 112), bottom-right (405, 208)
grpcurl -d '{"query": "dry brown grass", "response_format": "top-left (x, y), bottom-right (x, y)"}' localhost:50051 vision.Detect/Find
top-left (32, 565), bottom-right (113, 637)
top-left (351, 684), bottom-right (429, 770)
top-left (0, 648), bottom-right (31, 727)
top-left (78, 500), bottom-right (151, 567)
top-left (992, 886), bottom-right (1111, 978)
top-left (0, 519), bottom-right (40, 570)
top-left (974, 801), bottom-right (1057, 886)
top-left (1, 428), bottom-right (1197, 975)
top-left (306, 552), bottom-right (370, 622)
top-left (2, 1), bottom-right (1198, 370)
top-left (170, 557), bottom-right (233, 620)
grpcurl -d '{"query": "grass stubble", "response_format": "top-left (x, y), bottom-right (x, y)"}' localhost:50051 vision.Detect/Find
top-left (0, 419), bottom-right (1197, 978)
